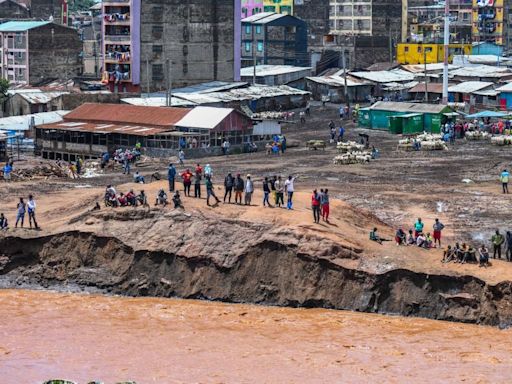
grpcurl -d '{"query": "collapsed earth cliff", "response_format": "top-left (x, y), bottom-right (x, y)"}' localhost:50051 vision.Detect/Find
top-left (1, 208), bottom-right (512, 327)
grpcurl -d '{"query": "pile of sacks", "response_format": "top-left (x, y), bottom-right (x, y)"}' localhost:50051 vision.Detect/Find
top-left (465, 131), bottom-right (491, 141)
top-left (11, 164), bottom-right (69, 180)
top-left (336, 140), bottom-right (365, 153)
top-left (397, 132), bottom-right (447, 151)
top-left (333, 151), bottom-right (372, 165)
top-left (491, 135), bottom-right (512, 146)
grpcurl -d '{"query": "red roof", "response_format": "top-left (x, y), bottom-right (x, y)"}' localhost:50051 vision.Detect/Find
top-left (64, 103), bottom-right (192, 128)
top-left (38, 121), bottom-right (171, 137)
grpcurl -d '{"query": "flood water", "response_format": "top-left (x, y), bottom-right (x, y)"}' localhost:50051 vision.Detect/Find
top-left (1, 289), bottom-right (512, 383)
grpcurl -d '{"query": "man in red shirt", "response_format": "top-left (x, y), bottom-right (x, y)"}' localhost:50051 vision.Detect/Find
top-left (195, 163), bottom-right (203, 176)
top-left (180, 169), bottom-right (193, 196)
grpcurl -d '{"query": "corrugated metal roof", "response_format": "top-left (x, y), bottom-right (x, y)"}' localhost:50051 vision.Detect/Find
top-left (306, 74), bottom-right (370, 87)
top-left (121, 97), bottom-right (197, 107)
top-left (242, 12), bottom-right (286, 24)
top-left (175, 107), bottom-right (234, 130)
top-left (450, 65), bottom-right (512, 78)
top-left (38, 121), bottom-right (171, 137)
top-left (0, 110), bottom-right (68, 131)
top-left (350, 69), bottom-right (415, 83)
top-left (401, 63), bottom-right (460, 73)
top-left (448, 81), bottom-right (493, 94)
top-left (240, 65), bottom-right (311, 77)
top-left (14, 91), bottom-right (68, 104)
top-left (408, 82), bottom-right (446, 94)
top-left (0, 21), bottom-right (51, 32)
top-left (370, 101), bottom-right (449, 114)
top-left (496, 82), bottom-right (512, 92)
top-left (64, 103), bottom-right (192, 127)
top-left (171, 81), bottom-right (248, 94)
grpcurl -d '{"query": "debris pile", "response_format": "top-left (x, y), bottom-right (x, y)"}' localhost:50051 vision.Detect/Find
top-left (11, 164), bottom-right (69, 180)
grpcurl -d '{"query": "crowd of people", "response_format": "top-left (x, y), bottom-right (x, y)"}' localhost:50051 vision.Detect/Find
top-left (265, 135), bottom-right (287, 156)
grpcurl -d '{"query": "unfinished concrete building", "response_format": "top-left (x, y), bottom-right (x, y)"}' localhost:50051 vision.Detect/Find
top-left (139, 0), bottom-right (240, 93)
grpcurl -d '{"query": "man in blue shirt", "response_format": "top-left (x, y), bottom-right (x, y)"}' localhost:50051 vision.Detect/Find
top-left (167, 163), bottom-right (176, 192)
top-left (3, 163), bottom-right (12, 181)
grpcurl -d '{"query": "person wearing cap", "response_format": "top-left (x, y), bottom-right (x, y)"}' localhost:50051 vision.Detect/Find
top-left (234, 173), bottom-right (244, 205)
top-left (244, 174), bottom-right (254, 206)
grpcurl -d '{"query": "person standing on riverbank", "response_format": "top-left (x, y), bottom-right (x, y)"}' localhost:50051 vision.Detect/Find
top-left (492, 230), bottom-right (505, 259)
top-left (263, 177), bottom-right (271, 207)
top-left (501, 169), bottom-right (509, 194)
top-left (312, 190), bottom-right (321, 223)
top-left (206, 176), bottom-right (220, 206)
top-left (284, 176), bottom-right (296, 209)
top-left (27, 194), bottom-right (39, 230)
top-left (234, 174), bottom-right (244, 205)
top-left (15, 197), bottom-right (26, 228)
top-left (244, 175), bottom-right (254, 206)
top-left (167, 164), bottom-right (176, 192)
top-left (321, 189), bottom-right (330, 222)
top-left (433, 218), bottom-right (445, 247)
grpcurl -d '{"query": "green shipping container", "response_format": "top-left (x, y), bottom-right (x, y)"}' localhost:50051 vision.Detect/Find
top-left (358, 108), bottom-right (371, 128)
top-left (389, 116), bottom-right (403, 134)
top-left (401, 113), bottom-right (424, 135)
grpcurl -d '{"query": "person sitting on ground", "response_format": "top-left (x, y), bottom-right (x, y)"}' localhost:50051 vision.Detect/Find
top-left (105, 185), bottom-right (118, 207)
top-left (395, 228), bottom-right (406, 246)
top-left (125, 189), bottom-right (136, 206)
top-left (370, 227), bottom-right (383, 245)
top-left (442, 245), bottom-right (455, 263)
top-left (117, 192), bottom-right (128, 207)
top-left (172, 191), bottom-right (184, 209)
top-left (0, 213), bottom-right (8, 230)
top-left (455, 243), bottom-right (468, 263)
top-left (416, 232), bottom-right (427, 248)
top-left (479, 244), bottom-right (490, 268)
top-left (155, 189), bottom-right (168, 207)
top-left (150, 171), bottom-right (161, 182)
top-left (407, 229), bottom-right (415, 245)
top-left (137, 190), bottom-right (149, 207)
top-left (133, 171), bottom-right (145, 184)
top-left (462, 245), bottom-right (477, 264)
top-left (425, 232), bottom-right (434, 249)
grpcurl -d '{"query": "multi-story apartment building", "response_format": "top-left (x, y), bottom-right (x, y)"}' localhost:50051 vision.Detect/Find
top-left (327, 0), bottom-right (406, 68)
top-left (0, 21), bottom-right (81, 86)
top-left (241, 12), bottom-right (307, 67)
top-left (472, 0), bottom-right (508, 46)
top-left (101, 0), bottom-right (140, 92)
top-left (241, 0), bottom-right (293, 18)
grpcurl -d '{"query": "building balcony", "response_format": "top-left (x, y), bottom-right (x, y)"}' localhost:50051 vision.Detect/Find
top-left (104, 34), bottom-right (131, 43)
top-left (102, 0), bottom-right (129, 3)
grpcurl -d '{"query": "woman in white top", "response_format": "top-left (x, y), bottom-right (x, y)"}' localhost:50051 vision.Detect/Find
top-left (284, 176), bottom-right (296, 209)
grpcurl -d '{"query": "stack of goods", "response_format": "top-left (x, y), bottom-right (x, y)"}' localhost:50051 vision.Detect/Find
top-left (397, 132), bottom-right (447, 151)
top-left (333, 151), bottom-right (372, 165)
top-left (490, 135), bottom-right (512, 146)
top-left (336, 141), bottom-right (365, 153)
top-left (465, 131), bottom-right (491, 141)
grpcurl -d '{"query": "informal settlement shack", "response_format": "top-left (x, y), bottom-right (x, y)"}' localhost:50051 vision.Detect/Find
top-left (35, 103), bottom-right (252, 161)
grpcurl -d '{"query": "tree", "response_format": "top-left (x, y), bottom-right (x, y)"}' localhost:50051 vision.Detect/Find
top-left (0, 78), bottom-right (9, 101)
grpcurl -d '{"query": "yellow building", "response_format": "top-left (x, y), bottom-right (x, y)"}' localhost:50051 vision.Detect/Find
top-left (472, 0), bottom-right (504, 45)
top-left (396, 43), bottom-right (472, 64)
top-left (263, 0), bottom-right (293, 15)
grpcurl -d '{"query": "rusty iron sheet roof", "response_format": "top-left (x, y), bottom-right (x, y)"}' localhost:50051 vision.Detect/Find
top-left (37, 121), bottom-right (174, 137)
top-left (64, 103), bottom-right (192, 127)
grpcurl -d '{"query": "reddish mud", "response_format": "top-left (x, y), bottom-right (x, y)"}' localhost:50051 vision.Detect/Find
top-left (1, 289), bottom-right (512, 384)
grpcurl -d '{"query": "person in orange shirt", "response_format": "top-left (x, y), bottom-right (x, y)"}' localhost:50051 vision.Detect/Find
top-left (180, 169), bottom-right (193, 196)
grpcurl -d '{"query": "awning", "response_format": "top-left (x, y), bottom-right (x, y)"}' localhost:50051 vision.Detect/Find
top-left (465, 111), bottom-right (508, 119)
top-left (443, 112), bottom-right (460, 117)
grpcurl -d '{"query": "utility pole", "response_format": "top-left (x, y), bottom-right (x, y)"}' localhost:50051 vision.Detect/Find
top-left (424, 48), bottom-right (428, 102)
top-left (342, 49), bottom-right (348, 107)
top-left (252, 22), bottom-right (257, 85)
top-left (146, 57), bottom-right (150, 95)
top-left (166, 57), bottom-right (172, 107)
top-left (442, 0), bottom-right (450, 104)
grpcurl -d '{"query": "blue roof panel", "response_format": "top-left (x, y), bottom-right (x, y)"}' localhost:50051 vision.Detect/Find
top-left (0, 21), bottom-right (51, 32)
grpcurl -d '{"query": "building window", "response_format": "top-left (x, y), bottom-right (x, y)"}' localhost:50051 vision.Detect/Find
top-left (417, 46), bottom-right (422, 53)
top-left (257, 41), bottom-right (263, 52)
top-left (152, 25), bottom-right (163, 39)
top-left (404, 46), bottom-right (409, 52)
top-left (245, 25), bottom-right (251, 34)
top-left (256, 25), bottom-right (262, 34)
top-left (152, 64), bottom-right (163, 80)
top-left (152, 45), bottom-right (163, 53)
top-left (245, 42), bottom-right (251, 52)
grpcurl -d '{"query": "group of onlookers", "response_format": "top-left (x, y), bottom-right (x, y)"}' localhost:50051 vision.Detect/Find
top-left (0, 194), bottom-right (39, 230)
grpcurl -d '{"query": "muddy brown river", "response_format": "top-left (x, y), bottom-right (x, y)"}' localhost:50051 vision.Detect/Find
top-left (1, 289), bottom-right (512, 383)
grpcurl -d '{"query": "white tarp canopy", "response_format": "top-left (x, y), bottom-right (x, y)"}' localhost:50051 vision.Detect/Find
top-left (253, 120), bottom-right (281, 136)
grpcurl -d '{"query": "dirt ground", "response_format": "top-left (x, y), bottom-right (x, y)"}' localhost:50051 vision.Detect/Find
top-left (1, 103), bottom-right (512, 287)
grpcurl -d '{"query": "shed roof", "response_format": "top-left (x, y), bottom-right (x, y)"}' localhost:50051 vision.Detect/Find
top-left (240, 65), bottom-right (311, 77)
top-left (64, 103), bottom-right (192, 127)
top-left (450, 65), bottom-right (512, 78)
top-left (12, 91), bottom-right (68, 104)
top-left (495, 82), bottom-right (512, 92)
top-left (175, 107), bottom-right (235, 130)
top-left (370, 101), bottom-right (450, 114)
top-left (0, 21), bottom-right (51, 32)
top-left (242, 12), bottom-right (286, 24)
top-left (408, 82), bottom-right (446, 94)
top-left (350, 69), bottom-right (415, 83)
top-left (121, 97), bottom-right (197, 107)
top-left (38, 121), bottom-right (171, 137)
top-left (448, 81), bottom-right (493, 94)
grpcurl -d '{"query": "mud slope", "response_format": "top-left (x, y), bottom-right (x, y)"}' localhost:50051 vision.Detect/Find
top-left (1, 210), bottom-right (512, 327)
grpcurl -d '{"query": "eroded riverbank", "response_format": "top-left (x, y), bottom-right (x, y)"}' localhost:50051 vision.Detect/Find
top-left (1, 289), bottom-right (512, 383)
